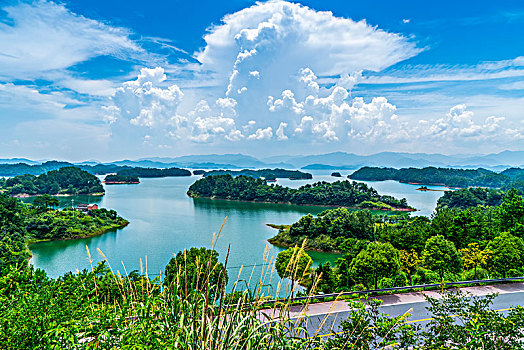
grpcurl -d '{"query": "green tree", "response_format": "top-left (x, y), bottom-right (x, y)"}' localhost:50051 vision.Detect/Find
top-left (497, 189), bottom-right (524, 237)
top-left (486, 232), bottom-right (524, 278)
top-left (275, 246), bottom-right (312, 294)
top-left (459, 243), bottom-right (491, 280)
top-left (422, 235), bottom-right (462, 281)
top-left (399, 249), bottom-right (421, 285)
top-left (32, 194), bottom-right (59, 210)
top-left (350, 241), bottom-right (400, 289)
top-left (164, 247), bottom-right (228, 299)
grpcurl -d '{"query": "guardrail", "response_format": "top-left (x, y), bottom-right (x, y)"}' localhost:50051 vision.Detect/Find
top-left (255, 276), bottom-right (524, 307)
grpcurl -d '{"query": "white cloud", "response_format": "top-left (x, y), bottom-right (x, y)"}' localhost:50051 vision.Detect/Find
top-left (276, 122), bottom-right (288, 140)
top-left (0, 1), bottom-right (142, 81)
top-left (248, 127), bottom-right (273, 140)
top-left (424, 104), bottom-right (523, 142)
top-left (193, 0), bottom-right (420, 106)
top-left (110, 67), bottom-right (183, 128)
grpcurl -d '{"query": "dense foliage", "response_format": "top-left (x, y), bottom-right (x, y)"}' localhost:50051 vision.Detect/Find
top-left (104, 174), bottom-right (140, 184)
top-left (188, 175), bottom-right (411, 209)
top-left (0, 193), bottom-right (127, 269)
top-left (272, 189), bottom-right (524, 292)
top-left (350, 166), bottom-right (523, 188)
top-left (202, 168), bottom-right (312, 179)
top-left (164, 247), bottom-right (228, 299)
top-left (117, 166), bottom-right (191, 177)
top-left (437, 187), bottom-right (506, 209)
top-left (1, 250), bottom-right (524, 348)
top-left (1, 167), bottom-right (104, 195)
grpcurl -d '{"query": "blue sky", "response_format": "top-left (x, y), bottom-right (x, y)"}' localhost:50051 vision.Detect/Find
top-left (0, 0), bottom-right (523, 161)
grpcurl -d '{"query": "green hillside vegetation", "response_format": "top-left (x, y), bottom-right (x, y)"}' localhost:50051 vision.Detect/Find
top-left (350, 166), bottom-right (523, 188)
top-left (437, 187), bottom-right (506, 209)
top-left (0, 193), bottom-right (128, 270)
top-left (1, 240), bottom-right (524, 348)
top-left (271, 189), bottom-right (524, 293)
top-left (104, 174), bottom-right (140, 184)
top-left (187, 175), bottom-right (412, 210)
top-left (0, 167), bottom-right (104, 196)
top-left (201, 168), bottom-right (313, 179)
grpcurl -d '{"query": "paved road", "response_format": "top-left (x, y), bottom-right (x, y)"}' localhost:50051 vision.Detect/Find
top-left (260, 283), bottom-right (524, 338)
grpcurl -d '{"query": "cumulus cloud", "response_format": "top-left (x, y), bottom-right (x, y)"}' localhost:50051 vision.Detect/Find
top-left (276, 122), bottom-right (288, 140)
top-left (248, 127), bottom-right (273, 140)
top-left (110, 67), bottom-right (183, 128)
top-left (424, 104), bottom-right (523, 142)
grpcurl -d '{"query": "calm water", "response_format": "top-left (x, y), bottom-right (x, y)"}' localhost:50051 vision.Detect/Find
top-left (28, 171), bottom-right (446, 292)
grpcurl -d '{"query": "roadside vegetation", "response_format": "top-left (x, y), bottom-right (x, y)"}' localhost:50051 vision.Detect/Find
top-left (187, 175), bottom-right (412, 210)
top-left (270, 189), bottom-right (524, 293)
top-left (1, 240), bottom-right (524, 348)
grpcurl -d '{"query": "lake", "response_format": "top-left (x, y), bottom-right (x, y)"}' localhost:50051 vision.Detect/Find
top-left (28, 171), bottom-right (447, 293)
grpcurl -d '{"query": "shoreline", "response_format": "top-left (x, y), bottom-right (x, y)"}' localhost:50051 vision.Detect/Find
top-left (13, 192), bottom-right (105, 198)
top-left (188, 195), bottom-right (416, 212)
top-left (27, 221), bottom-right (129, 245)
top-left (267, 236), bottom-right (343, 254)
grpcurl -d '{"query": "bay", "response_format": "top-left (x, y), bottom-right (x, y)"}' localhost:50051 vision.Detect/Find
top-left (28, 171), bottom-right (446, 293)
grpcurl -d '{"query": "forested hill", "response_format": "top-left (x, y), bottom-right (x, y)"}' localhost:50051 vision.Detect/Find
top-left (0, 167), bottom-right (104, 196)
top-left (0, 161), bottom-right (191, 177)
top-left (187, 175), bottom-right (412, 210)
top-left (349, 166), bottom-right (524, 188)
top-left (200, 168), bottom-right (312, 180)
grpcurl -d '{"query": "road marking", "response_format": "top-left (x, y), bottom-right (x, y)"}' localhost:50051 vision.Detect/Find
top-left (314, 307), bottom-right (516, 338)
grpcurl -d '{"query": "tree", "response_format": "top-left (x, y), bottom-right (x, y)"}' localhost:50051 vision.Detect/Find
top-left (164, 247), bottom-right (228, 299)
top-left (350, 241), bottom-right (400, 289)
top-left (497, 189), bottom-right (524, 237)
top-left (275, 246), bottom-right (312, 294)
top-left (486, 232), bottom-right (524, 278)
top-left (399, 249), bottom-right (421, 285)
top-left (422, 235), bottom-right (462, 281)
top-left (459, 243), bottom-right (491, 280)
top-left (32, 194), bottom-right (59, 210)
top-left (312, 262), bottom-right (336, 294)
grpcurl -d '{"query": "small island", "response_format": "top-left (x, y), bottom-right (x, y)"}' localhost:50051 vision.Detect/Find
top-left (104, 174), bottom-right (140, 184)
top-left (187, 174), bottom-right (414, 211)
top-left (0, 167), bottom-right (104, 197)
top-left (331, 172), bottom-right (342, 177)
top-left (116, 167), bottom-right (191, 178)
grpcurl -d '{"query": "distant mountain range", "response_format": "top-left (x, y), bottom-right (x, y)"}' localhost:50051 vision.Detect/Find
top-left (0, 151), bottom-right (522, 171)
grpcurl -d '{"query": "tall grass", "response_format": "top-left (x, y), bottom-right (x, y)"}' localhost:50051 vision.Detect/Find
top-left (2, 220), bottom-right (523, 349)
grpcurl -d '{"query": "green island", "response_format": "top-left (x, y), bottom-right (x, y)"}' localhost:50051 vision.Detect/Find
top-left (103, 174), bottom-right (140, 184)
top-left (0, 167), bottom-right (104, 196)
top-left (349, 166), bottom-right (524, 189)
top-left (116, 166), bottom-right (191, 177)
top-left (187, 174), bottom-right (413, 210)
top-left (200, 168), bottom-right (313, 179)
top-left (268, 188), bottom-right (524, 293)
top-left (0, 193), bottom-right (128, 267)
